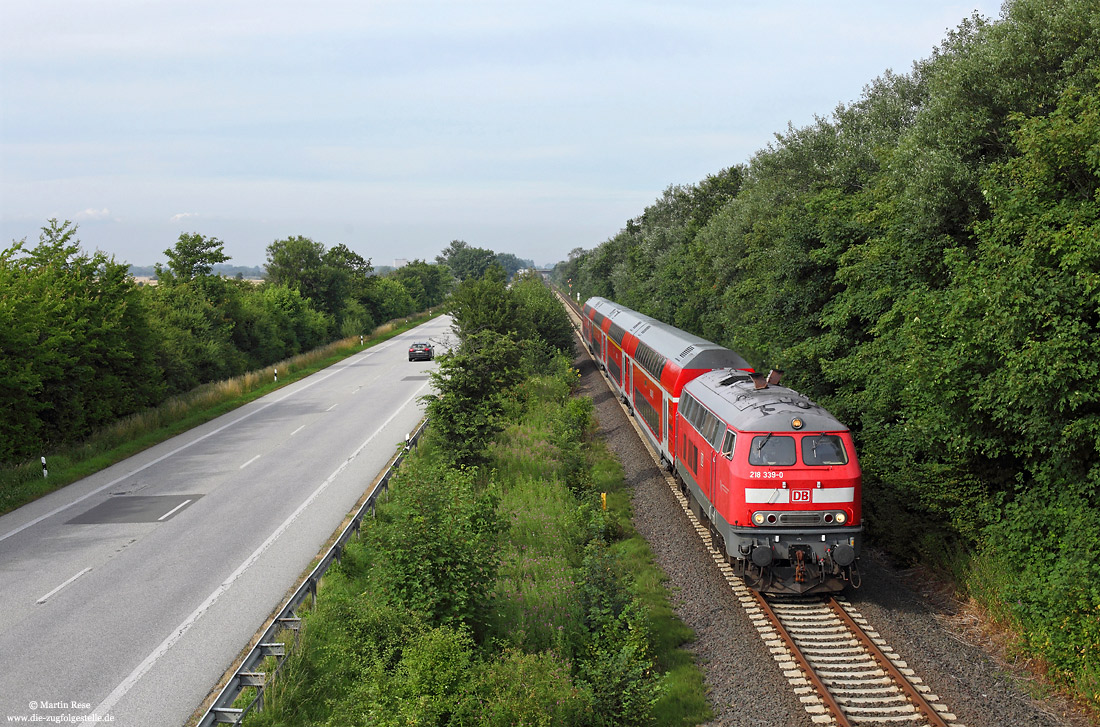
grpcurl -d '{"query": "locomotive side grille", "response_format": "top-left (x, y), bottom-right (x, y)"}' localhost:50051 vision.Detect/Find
top-left (780, 513), bottom-right (822, 526)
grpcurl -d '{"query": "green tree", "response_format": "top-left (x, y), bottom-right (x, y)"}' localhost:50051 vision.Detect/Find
top-left (366, 275), bottom-right (417, 321)
top-left (510, 272), bottom-right (574, 354)
top-left (144, 282), bottom-right (243, 393)
top-left (437, 239), bottom-right (497, 281)
top-left (0, 220), bottom-right (161, 462)
top-left (324, 243), bottom-right (373, 303)
top-left (156, 232), bottom-right (229, 284)
top-left (426, 329), bottom-right (524, 466)
top-left (447, 265), bottom-right (518, 341)
top-left (264, 235), bottom-right (338, 319)
top-left (494, 252), bottom-right (534, 280)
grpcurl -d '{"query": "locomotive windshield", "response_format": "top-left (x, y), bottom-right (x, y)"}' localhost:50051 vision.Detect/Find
top-left (801, 434), bottom-right (848, 466)
top-left (749, 435), bottom-right (796, 466)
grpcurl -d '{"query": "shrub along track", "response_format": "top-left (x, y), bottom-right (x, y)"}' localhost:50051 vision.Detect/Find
top-left (564, 296), bottom-right (1087, 727)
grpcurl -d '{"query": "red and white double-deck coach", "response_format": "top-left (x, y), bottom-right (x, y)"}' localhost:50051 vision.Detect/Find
top-left (582, 296), bottom-right (862, 594)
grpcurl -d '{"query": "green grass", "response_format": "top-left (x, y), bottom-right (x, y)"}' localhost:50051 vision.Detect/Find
top-left (589, 439), bottom-right (713, 726)
top-left (0, 309), bottom-right (444, 516)
top-left (241, 359), bottom-right (712, 726)
top-left (489, 375), bottom-right (713, 725)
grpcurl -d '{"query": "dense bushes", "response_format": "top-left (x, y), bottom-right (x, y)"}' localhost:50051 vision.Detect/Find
top-left (366, 461), bottom-right (504, 635)
top-left (554, 0), bottom-right (1100, 707)
top-left (0, 221), bottom-right (163, 463)
top-left (247, 275), bottom-right (689, 726)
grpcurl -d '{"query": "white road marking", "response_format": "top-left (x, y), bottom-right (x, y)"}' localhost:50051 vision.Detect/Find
top-left (239, 455), bottom-right (261, 470)
top-left (0, 356), bottom-right (365, 545)
top-left (326, 403), bottom-right (338, 412)
top-left (290, 425), bottom-right (306, 436)
top-left (90, 381), bottom-right (432, 720)
top-left (37, 568), bottom-right (92, 604)
top-left (157, 499), bottom-right (193, 521)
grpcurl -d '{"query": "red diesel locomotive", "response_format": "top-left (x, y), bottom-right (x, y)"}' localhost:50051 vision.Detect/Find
top-left (582, 297), bottom-right (862, 594)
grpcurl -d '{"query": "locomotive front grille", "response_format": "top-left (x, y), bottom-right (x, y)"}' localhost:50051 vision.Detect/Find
top-left (779, 512), bottom-right (822, 526)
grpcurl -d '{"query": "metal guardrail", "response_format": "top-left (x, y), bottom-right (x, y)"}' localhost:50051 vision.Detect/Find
top-left (196, 418), bottom-right (430, 726)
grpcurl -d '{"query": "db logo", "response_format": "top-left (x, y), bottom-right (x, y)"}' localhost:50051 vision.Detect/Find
top-left (792, 489), bottom-right (811, 503)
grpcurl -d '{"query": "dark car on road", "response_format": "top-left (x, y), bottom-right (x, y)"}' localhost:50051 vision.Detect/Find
top-left (408, 342), bottom-right (434, 361)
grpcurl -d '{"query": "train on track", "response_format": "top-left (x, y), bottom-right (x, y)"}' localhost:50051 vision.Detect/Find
top-left (581, 296), bottom-right (862, 594)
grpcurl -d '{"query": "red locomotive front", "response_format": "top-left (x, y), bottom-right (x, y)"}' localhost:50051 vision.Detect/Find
top-left (676, 369), bottom-right (862, 594)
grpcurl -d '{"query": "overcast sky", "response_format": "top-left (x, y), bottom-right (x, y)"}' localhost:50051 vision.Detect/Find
top-left (1, 1), bottom-right (1004, 269)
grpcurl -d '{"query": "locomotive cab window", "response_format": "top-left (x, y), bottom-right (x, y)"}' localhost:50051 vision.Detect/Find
top-left (749, 434), bottom-right (796, 466)
top-left (801, 434), bottom-right (848, 466)
top-left (720, 430), bottom-right (736, 459)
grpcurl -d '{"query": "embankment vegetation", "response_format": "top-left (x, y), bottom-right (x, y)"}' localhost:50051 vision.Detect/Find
top-left (554, 0), bottom-right (1100, 711)
top-left (243, 271), bottom-right (708, 726)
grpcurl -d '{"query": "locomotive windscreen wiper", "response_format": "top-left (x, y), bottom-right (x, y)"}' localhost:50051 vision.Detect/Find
top-left (755, 432), bottom-right (773, 452)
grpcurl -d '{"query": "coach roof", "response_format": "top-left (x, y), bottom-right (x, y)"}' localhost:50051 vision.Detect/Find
top-left (585, 297), bottom-right (750, 371)
top-left (685, 369), bottom-right (849, 433)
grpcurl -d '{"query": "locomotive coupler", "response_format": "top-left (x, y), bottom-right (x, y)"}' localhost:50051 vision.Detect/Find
top-left (794, 548), bottom-right (806, 584)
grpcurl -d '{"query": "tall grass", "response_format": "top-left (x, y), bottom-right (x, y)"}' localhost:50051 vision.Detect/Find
top-left (488, 471), bottom-right (586, 656)
top-left (0, 310), bottom-right (442, 516)
top-left (244, 358), bottom-right (712, 726)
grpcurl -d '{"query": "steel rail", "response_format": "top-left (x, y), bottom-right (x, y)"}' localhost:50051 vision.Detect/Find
top-left (826, 596), bottom-right (951, 727)
top-left (753, 592), bottom-right (853, 727)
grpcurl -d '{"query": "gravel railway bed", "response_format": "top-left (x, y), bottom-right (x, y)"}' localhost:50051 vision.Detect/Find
top-left (573, 350), bottom-right (1087, 727)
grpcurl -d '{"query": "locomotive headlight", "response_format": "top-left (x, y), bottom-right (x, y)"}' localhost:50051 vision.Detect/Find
top-left (752, 512), bottom-right (765, 525)
top-left (835, 511), bottom-right (847, 525)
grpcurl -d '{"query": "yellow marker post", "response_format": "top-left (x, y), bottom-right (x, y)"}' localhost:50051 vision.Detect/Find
top-left (601, 492), bottom-right (607, 510)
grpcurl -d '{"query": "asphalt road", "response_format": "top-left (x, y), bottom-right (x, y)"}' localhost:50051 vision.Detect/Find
top-left (0, 316), bottom-right (455, 727)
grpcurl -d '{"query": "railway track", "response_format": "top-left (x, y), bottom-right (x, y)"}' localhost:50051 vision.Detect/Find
top-left (555, 287), bottom-right (966, 727)
top-left (753, 592), bottom-right (959, 726)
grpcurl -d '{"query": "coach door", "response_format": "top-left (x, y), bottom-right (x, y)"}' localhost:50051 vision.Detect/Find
top-left (662, 396), bottom-right (669, 452)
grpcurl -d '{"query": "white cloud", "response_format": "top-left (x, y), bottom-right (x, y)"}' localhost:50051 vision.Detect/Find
top-left (75, 208), bottom-right (112, 221)
top-left (169, 212), bottom-right (200, 223)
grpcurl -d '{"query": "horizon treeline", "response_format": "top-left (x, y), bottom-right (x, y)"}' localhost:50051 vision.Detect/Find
top-left (0, 226), bottom-right (520, 466)
top-left (554, 0), bottom-right (1100, 706)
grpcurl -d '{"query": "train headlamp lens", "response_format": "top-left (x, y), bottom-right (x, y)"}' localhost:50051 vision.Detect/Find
top-left (835, 511), bottom-right (847, 524)
top-left (791, 417), bottom-right (804, 430)
top-left (753, 512), bottom-right (765, 525)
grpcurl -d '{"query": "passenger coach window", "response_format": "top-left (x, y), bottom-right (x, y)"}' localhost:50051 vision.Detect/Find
top-left (749, 435), bottom-right (796, 466)
top-left (720, 431), bottom-right (736, 459)
top-left (801, 434), bottom-right (848, 466)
